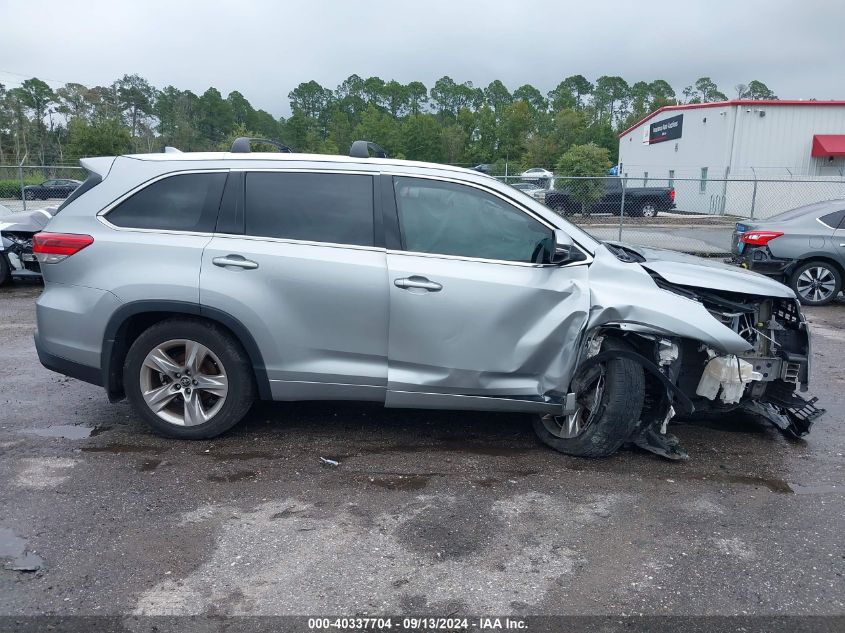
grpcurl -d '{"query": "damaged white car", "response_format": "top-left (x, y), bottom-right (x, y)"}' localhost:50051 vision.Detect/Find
top-left (33, 145), bottom-right (823, 457)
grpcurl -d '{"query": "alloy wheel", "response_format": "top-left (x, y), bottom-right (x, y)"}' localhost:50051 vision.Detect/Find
top-left (139, 339), bottom-right (228, 426)
top-left (540, 366), bottom-right (606, 439)
top-left (796, 266), bottom-right (837, 303)
top-left (641, 204), bottom-right (657, 218)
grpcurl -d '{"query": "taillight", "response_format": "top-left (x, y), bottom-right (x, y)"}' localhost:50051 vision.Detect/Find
top-left (669, 188), bottom-right (675, 202)
top-left (740, 231), bottom-right (783, 246)
top-left (33, 232), bottom-right (94, 263)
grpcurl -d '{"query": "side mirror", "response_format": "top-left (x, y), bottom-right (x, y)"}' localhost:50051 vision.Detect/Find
top-left (551, 229), bottom-right (585, 264)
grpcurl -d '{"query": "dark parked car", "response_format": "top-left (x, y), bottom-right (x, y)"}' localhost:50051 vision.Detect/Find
top-left (544, 177), bottom-right (676, 218)
top-left (730, 200), bottom-right (845, 305)
top-left (22, 179), bottom-right (81, 200)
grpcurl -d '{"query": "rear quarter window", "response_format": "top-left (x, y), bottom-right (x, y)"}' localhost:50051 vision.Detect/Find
top-left (106, 172), bottom-right (227, 232)
top-left (819, 209), bottom-right (845, 229)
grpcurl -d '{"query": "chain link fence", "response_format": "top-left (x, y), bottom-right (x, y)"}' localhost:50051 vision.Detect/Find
top-left (497, 174), bottom-right (845, 256)
top-left (0, 165), bottom-right (87, 214)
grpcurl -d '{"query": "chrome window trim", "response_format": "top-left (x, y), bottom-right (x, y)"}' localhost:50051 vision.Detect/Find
top-left (211, 232), bottom-right (386, 254)
top-left (94, 164), bottom-right (592, 266)
top-left (383, 171), bottom-right (593, 266)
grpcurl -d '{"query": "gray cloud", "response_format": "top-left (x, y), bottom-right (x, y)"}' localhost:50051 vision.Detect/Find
top-left (0, 0), bottom-right (841, 117)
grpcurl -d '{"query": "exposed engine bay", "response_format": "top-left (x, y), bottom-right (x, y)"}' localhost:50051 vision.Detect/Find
top-left (587, 276), bottom-right (823, 460)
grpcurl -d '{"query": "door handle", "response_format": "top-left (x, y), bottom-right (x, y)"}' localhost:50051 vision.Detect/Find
top-left (212, 255), bottom-right (259, 270)
top-left (394, 276), bottom-right (442, 292)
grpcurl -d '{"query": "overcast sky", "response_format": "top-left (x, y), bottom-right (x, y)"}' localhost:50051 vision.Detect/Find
top-left (1, 0), bottom-right (841, 117)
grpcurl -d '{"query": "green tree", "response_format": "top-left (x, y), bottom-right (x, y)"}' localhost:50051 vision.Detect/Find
top-left (197, 87), bottom-right (234, 147)
top-left (484, 80), bottom-right (512, 114)
top-left (66, 118), bottom-right (132, 157)
top-left (683, 77), bottom-right (727, 103)
top-left (592, 76), bottom-right (630, 125)
top-left (741, 80), bottom-right (777, 100)
top-left (116, 74), bottom-right (156, 141)
top-left (401, 113), bottom-right (443, 162)
top-left (406, 81), bottom-right (428, 114)
top-left (513, 84), bottom-right (547, 114)
top-left (548, 75), bottom-right (593, 111)
top-left (555, 143), bottom-right (611, 213)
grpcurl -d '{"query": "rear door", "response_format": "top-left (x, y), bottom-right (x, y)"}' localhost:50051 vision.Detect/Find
top-left (384, 175), bottom-right (589, 412)
top-left (199, 169), bottom-right (388, 402)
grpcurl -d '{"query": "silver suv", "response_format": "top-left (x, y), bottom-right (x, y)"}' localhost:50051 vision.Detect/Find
top-left (34, 140), bottom-right (823, 458)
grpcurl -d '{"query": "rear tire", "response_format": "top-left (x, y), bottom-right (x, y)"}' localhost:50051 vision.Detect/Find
top-left (634, 201), bottom-right (658, 218)
top-left (790, 260), bottom-right (842, 306)
top-left (124, 318), bottom-right (256, 439)
top-left (533, 338), bottom-right (645, 457)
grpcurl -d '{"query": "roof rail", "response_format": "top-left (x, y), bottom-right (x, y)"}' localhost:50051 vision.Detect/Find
top-left (350, 140), bottom-right (388, 159)
top-left (230, 137), bottom-right (293, 153)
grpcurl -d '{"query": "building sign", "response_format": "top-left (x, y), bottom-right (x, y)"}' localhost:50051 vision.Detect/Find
top-left (648, 114), bottom-right (683, 144)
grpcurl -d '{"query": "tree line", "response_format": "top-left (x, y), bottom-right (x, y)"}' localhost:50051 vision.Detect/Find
top-left (0, 73), bottom-right (777, 171)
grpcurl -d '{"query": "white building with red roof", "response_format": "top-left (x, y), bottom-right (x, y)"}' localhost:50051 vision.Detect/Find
top-left (617, 100), bottom-right (845, 217)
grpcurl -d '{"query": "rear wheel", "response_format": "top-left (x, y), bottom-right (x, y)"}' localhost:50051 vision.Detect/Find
top-left (124, 319), bottom-right (255, 439)
top-left (634, 201), bottom-right (658, 218)
top-left (533, 338), bottom-right (645, 457)
top-left (790, 260), bottom-right (842, 306)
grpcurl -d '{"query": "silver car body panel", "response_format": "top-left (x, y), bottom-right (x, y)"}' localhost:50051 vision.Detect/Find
top-left (35, 151), bottom-right (808, 415)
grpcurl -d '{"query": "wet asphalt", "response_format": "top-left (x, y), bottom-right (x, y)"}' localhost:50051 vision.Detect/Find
top-left (0, 282), bottom-right (842, 617)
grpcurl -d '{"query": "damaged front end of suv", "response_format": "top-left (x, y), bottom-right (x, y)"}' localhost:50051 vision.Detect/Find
top-left (538, 243), bottom-right (824, 460)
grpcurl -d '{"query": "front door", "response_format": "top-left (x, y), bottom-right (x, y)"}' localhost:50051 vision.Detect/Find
top-left (384, 176), bottom-right (590, 412)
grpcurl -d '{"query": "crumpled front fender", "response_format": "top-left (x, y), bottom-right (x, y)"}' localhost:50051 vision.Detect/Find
top-left (585, 248), bottom-right (752, 355)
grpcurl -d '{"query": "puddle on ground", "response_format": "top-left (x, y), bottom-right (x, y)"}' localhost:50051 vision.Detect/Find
top-left (81, 443), bottom-right (161, 454)
top-left (0, 527), bottom-right (43, 572)
top-left (138, 459), bottom-right (162, 472)
top-left (23, 425), bottom-right (95, 440)
top-left (788, 482), bottom-right (840, 495)
top-left (717, 474), bottom-right (793, 493)
top-left (360, 441), bottom-right (535, 457)
top-left (206, 470), bottom-right (257, 483)
top-left (368, 474), bottom-right (432, 491)
top-left (204, 451), bottom-right (279, 462)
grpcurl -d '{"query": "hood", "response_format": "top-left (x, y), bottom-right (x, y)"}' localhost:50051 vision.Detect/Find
top-left (606, 242), bottom-right (795, 298)
top-left (0, 207), bottom-right (57, 234)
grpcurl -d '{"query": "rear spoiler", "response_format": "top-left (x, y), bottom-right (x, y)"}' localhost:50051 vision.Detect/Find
top-left (79, 156), bottom-right (116, 180)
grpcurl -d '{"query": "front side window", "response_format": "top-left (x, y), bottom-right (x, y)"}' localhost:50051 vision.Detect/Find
top-left (107, 172), bottom-right (227, 231)
top-left (393, 177), bottom-right (553, 263)
top-left (244, 172), bottom-right (374, 246)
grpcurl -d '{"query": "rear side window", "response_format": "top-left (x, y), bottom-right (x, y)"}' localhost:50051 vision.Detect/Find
top-left (244, 172), bottom-right (374, 246)
top-left (106, 172), bottom-right (227, 232)
top-left (819, 209), bottom-right (845, 229)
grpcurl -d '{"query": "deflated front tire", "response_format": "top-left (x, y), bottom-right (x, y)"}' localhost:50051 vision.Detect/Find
top-left (533, 338), bottom-right (645, 457)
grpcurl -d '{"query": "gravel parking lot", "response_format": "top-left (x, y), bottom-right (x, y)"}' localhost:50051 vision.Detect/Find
top-left (0, 282), bottom-right (842, 621)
